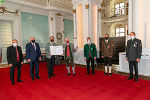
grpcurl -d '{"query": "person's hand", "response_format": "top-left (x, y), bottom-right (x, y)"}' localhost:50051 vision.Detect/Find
top-left (94, 57), bottom-right (96, 60)
top-left (102, 56), bottom-right (104, 58)
top-left (39, 57), bottom-right (41, 61)
top-left (110, 56), bottom-right (112, 58)
top-left (84, 58), bottom-right (87, 61)
top-left (136, 58), bottom-right (140, 62)
top-left (126, 58), bottom-right (128, 61)
top-left (21, 62), bottom-right (24, 65)
top-left (9, 64), bottom-right (12, 67)
top-left (28, 59), bottom-right (31, 62)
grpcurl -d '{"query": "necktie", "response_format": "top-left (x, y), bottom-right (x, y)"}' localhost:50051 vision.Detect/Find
top-left (16, 47), bottom-right (19, 62)
top-left (106, 40), bottom-right (108, 44)
top-left (33, 43), bottom-right (35, 50)
top-left (89, 44), bottom-right (91, 58)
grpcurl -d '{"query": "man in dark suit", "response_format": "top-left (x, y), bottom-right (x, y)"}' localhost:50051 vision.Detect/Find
top-left (26, 37), bottom-right (41, 80)
top-left (126, 32), bottom-right (142, 82)
top-left (84, 37), bottom-right (97, 75)
top-left (7, 39), bottom-right (23, 85)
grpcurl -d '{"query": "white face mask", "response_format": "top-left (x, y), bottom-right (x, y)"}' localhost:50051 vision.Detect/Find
top-left (88, 40), bottom-right (91, 44)
top-left (130, 36), bottom-right (135, 40)
top-left (13, 43), bottom-right (17, 47)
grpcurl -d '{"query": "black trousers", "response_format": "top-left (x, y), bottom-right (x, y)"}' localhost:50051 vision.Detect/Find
top-left (104, 57), bottom-right (112, 66)
top-left (10, 62), bottom-right (21, 82)
top-left (46, 56), bottom-right (55, 77)
top-left (86, 57), bottom-right (94, 74)
top-left (129, 61), bottom-right (138, 79)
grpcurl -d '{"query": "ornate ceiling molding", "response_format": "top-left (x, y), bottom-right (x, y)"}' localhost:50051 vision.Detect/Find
top-left (7, 0), bottom-right (73, 13)
top-left (7, 0), bottom-right (73, 11)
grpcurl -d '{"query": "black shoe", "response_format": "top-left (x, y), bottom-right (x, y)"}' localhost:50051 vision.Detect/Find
top-left (135, 78), bottom-right (138, 82)
top-left (12, 81), bottom-right (15, 85)
top-left (17, 80), bottom-right (23, 82)
top-left (73, 73), bottom-right (75, 76)
top-left (109, 73), bottom-right (112, 76)
top-left (67, 73), bottom-right (71, 76)
top-left (127, 77), bottom-right (133, 80)
top-left (86, 72), bottom-right (90, 75)
top-left (32, 78), bottom-right (34, 81)
top-left (104, 73), bottom-right (108, 75)
top-left (52, 74), bottom-right (56, 76)
top-left (36, 77), bottom-right (40, 79)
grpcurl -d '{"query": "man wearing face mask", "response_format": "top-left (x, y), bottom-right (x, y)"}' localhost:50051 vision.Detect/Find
top-left (101, 34), bottom-right (113, 76)
top-left (126, 32), bottom-right (142, 82)
top-left (7, 39), bottom-right (23, 85)
top-left (26, 37), bottom-right (41, 80)
top-left (45, 36), bottom-right (57, 78)
top-left (63, 38), bottom-right (76, 76)
top-left (84, 37), bottom-right (97, 75)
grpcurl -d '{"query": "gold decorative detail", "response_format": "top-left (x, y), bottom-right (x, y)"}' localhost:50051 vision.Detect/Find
top-left (50, 18), bottom-right (53, 21)
top-left (98, 9), bottom-right (102, 12)
top-left (73, 9), bottom-right (76, 13)
top-left (86, 5), bottom-right (89, 9)
top-left (56, 13), bottom-right (62, 16)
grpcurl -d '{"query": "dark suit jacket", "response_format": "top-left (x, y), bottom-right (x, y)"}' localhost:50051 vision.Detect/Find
top-left (26, 43), bottom-right (41, 61)
top-left (126, 38), bottom-right (142, 61)
top-left (84, 43), bottom-right (97, 59)
top-left (7, 46), bottom-right (23, 65)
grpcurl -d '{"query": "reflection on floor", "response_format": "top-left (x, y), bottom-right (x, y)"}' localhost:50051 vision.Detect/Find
top-left (0, 61), bottom-right (150, 81)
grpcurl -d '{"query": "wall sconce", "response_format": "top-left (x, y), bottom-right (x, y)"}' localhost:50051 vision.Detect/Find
top-left (0, 7), bottom-right (19, 15)
top-left (86, 4), bottom-right (89, 9)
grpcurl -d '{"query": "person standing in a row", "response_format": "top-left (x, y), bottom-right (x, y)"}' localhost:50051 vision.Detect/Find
top-left (45, 36), bottom-right (57, 78)
top-left (26, 37), bottom-right (41, 80)
top-left (84, 37), bottom-right (97, 75)
top-left (126, 32), bottom-right (142, 82)
top-left (101, 34), bottom-right (113, 76)
top-left (7, 39), bottom-right (23, 85)
top-left (63, 38), bottom-right (75, 76)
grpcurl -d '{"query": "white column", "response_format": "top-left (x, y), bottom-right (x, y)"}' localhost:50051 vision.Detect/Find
top-left (83, 3), bottom-right (89, 44)
top-left (48, 12), bottom-right (55, 36)
top-left (97, 8), bottom-right (102, 57)
top-left (73, 9), bottom-right (77, 39)
top-left (128, 0), bottom-right (135, 33)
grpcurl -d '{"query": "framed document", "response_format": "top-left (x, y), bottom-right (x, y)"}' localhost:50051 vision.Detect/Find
top-left (50, 46), bottom-right (63, 55)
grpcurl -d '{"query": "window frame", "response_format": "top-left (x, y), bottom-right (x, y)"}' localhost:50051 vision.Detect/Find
top-left (115, 27), bottom-right (125, 37)
top-left (114, 2), bottom-right (125, 15)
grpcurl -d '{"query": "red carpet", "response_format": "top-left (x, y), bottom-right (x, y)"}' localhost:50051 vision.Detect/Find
top-left (0, 62), bottom-right (150, 100)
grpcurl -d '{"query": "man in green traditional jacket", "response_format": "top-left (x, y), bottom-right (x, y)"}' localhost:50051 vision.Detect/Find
top-left (63, 38), bottom-right (75, 76)
top-left (84, 37), bottom-right (97, 75)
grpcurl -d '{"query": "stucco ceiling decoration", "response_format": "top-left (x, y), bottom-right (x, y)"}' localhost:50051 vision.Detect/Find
top-left (20, 0), bottom-right (73, 10)
top-left (48, 0), bottom-right (72, 9)
top-left (101, 0), bottom-right (111, 7)
top-left (21, 0), bottom-right (47, 5)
